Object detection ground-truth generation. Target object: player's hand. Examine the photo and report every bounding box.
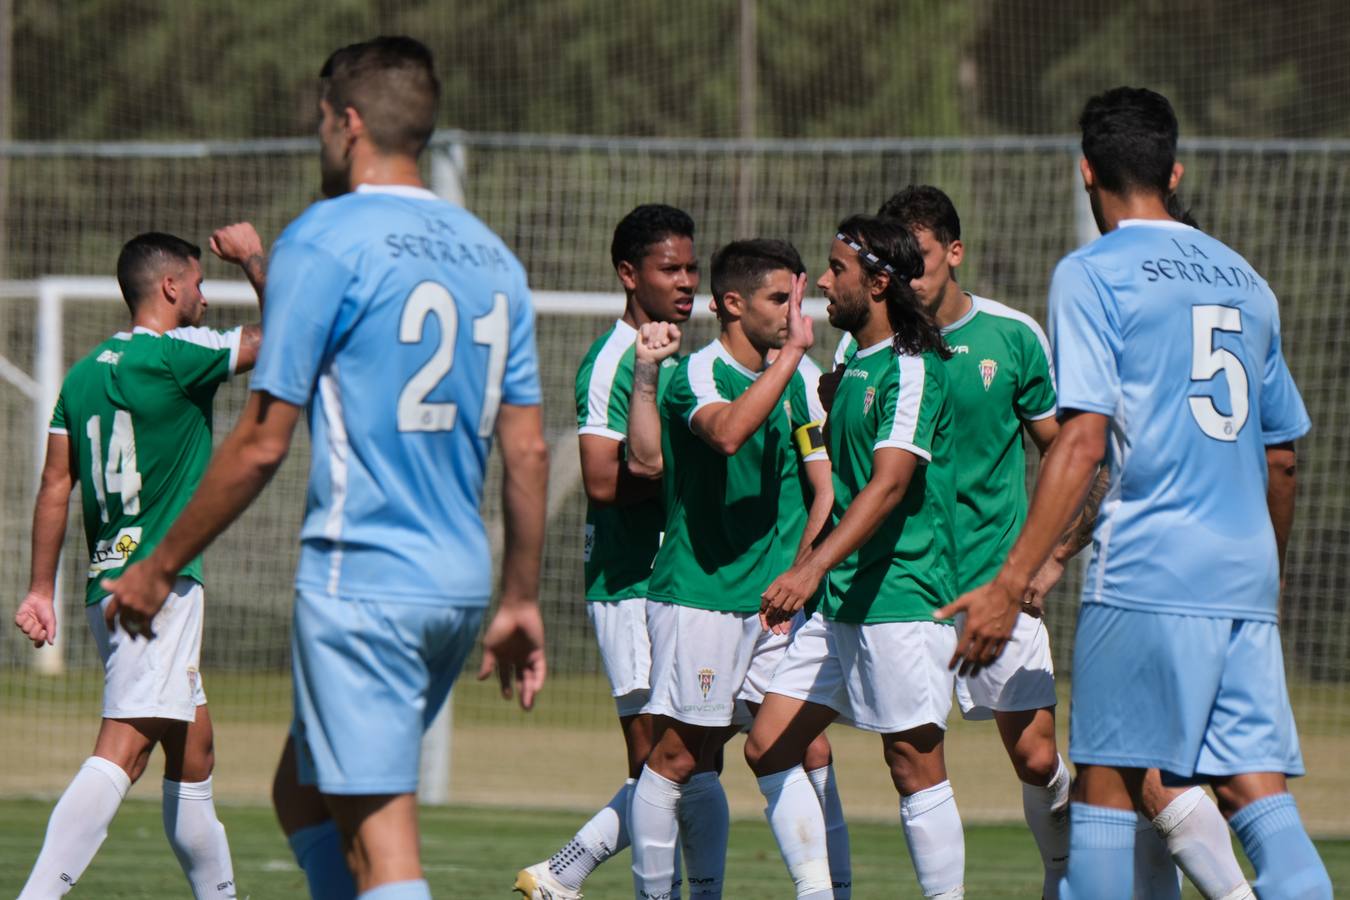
[14,592,57,648]
[1022,554,1065,613]
[817,364,844,413]
[784,273,814,354]
[934,578,1021,676]
[760,561,823,634]
[635,322,682,364]
[100,559,174,640]
[478,600,547,711]
[209,222,264,267]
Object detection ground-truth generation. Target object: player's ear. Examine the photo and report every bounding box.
[1169,162,1184,193]
[721,290,745,318]
[867,270,890,302]
[946,239,964,270]
[343,105,366,141]
[160,271,179,305]
[1079,157,1095,191]
[616,260,639,292]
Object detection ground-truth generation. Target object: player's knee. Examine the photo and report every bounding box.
[1012,741,1059,787]
[802,734,832,772]
[647,737,698,783]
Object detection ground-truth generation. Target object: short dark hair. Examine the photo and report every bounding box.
[836,215,949,359]
[320,36,440,157]
[116,232,201,313]
[877,185,962,245]
[710,239,804,305]
[1079,87,1179,197]
[610,204,695,269]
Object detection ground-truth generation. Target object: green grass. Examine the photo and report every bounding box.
[0,799,1346,898]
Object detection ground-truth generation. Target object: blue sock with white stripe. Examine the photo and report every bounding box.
[1062,803,1135,900]
[287,819,357,900]
[1230,793,1331,900]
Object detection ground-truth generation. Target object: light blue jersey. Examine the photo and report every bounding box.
[1050,219,1309,622]
[253,184,541,607]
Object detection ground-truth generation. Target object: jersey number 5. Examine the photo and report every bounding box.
[86,411,141,522]
[397,282,509,437]
[1189,304,1249,441]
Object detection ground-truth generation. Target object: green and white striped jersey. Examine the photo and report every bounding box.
[50,326,241,605]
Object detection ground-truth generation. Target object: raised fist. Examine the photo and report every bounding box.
[636,321,682,364]
[209,222,264,267]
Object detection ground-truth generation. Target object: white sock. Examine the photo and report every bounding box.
[757,766,832,899]
[18,756,131,899]
[900,780,965,898]
[1133,812,1182,900]
[630,766,683,899]
[806,765,852,899]
[1153,787,1255,900]
[677,772,729,898]
[163,777,237,899]
[1022,754,1070,900]
[548,779,634,891]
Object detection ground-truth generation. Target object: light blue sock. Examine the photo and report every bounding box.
[1062,803,1135,900]
[1230,793,1332,900]
[357,879,431,899]
[287,820,357,900]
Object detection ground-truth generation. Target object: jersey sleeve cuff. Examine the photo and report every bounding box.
[801,449,829,463]
[1055,398,1117,419]
[873,440,932,463]
[1021,404,1058,422]
[686,398,727,427]
[1263,420,1311,445]
[48,427,68,435]
[226,326,243,380]
[249,378,310,407]
[578,425,625,441]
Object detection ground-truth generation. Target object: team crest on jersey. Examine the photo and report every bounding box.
[979,358,998,391]
[862,386,876,414]
[697,667,715,699]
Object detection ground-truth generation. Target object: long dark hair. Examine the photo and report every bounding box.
[836,215,951,360]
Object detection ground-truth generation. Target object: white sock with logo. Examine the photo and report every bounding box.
[163,777,237,899]
[900,780,965,898]
[548,779,634,891]
[631,766,684,899]
[806,764,852,898]
[18,756,131,899]
[757,766,833,899]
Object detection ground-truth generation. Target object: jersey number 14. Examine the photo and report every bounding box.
[86,410,141,522]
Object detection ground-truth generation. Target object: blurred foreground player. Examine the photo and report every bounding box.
[15,225,265,898]
[941,87,1331,900]
[102,37,549,900]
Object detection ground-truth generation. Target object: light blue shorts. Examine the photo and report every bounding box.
[290,589,485,795]
[1069,603,1303,781]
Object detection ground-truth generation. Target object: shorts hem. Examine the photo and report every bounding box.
[959,698,1056,721]
[764,687,847,718]
[644,702,737,728]
[614,690,650,718]
[315,780,420,796]
[103,706,197,723]
[1069,751,1188,773]
[849,715,949,735]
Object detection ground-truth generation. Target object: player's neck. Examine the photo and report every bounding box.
[130,306,179,335]
[933,285,972,329]
[1096,189,1172,233]
[346,152,425,192]
[851,307,894,350]
[719,327,769,373]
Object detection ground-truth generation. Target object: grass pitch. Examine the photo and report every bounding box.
[0,799,1346,898]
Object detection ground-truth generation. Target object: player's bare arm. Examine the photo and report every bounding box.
[579,435,661,507]
[937,410,1108,675]
[101,390,300,635]
[795,458,834,563]
[690,273,811,456]
[625,321,682,477]
[1266,440,1297,593]
[1024,463,1109,610]
[209,222,265,371]
[762,446,917,627]
[14,433,75,648]
[477,403,550,710]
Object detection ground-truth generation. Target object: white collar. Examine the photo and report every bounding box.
[1117,218,1194,231]
[354,183,440,201]
[712,339,761,379]
[941,293,981,334]
[854,337,893,359]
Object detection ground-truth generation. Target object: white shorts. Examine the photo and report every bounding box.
[732,611,808,726]
[87,577,207,722]
[955,611,1057,720]
[587,598,652,717]
[644,600,761,727]
[767,612,956,734]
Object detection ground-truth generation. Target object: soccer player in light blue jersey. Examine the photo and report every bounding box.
[939,87,1331,900]
[103,37,550,900]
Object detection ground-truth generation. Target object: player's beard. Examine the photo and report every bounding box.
[319,145,351,198]
[828,285,870,334]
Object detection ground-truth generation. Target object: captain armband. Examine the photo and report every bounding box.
[794,419,826,458]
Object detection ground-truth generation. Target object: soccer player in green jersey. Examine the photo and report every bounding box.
[745,216,964,899]
[13,225,264,900]
[625,239,834,900]
[516,204,699,900]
